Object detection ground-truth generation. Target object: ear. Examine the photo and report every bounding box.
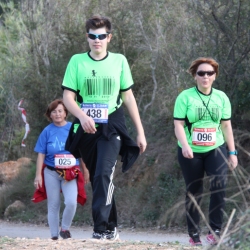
[107,33,112,42]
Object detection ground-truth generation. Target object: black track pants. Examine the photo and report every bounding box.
[91,134,121,232]
[178,145,228,234]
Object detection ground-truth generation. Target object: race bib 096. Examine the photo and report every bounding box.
[192,128,216,146]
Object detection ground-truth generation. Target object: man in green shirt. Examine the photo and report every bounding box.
[62,15,147,240]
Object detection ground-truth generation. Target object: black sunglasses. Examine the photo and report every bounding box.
[196,71,215,77]
[87,33,110,40]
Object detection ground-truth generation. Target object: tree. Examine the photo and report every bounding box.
[189,0,250,124]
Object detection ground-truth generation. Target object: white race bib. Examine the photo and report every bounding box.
[192,128,216,146]
[54,154,76,169]
[80,103,108,123]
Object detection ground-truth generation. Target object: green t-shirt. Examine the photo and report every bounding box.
[62,52,134,115]
[173,86,231,153]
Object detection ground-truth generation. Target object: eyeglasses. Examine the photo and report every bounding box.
[196,71,215,77]
[87,33,110,40]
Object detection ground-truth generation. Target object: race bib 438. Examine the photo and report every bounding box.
[80,103,108,123]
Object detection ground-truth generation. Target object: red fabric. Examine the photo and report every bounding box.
[32,164,87,206]
[65,168,78,180]
[73,166,87,205]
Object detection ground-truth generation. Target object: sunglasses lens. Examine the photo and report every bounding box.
[197,71,215,77]
[197,71,205,77]
[98,34,107,40]
[88,34,96,40]
[207,71,215,76]
[88,33,108,40]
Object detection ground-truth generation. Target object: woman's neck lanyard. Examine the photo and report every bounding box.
[195,87,216,123]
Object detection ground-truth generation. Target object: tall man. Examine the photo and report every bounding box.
[62,15,147,240]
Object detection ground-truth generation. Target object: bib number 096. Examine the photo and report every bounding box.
[197,133,213,141]
[192,128,216,146]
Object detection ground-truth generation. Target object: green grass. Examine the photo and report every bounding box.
[0,237,15,248]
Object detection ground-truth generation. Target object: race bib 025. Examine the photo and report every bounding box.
[54,154,76,169]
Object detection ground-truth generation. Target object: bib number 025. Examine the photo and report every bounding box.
[192,128,216,146]
[54,154,76,169]
[81,103,108,123]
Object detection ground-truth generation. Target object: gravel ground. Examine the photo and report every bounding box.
[0,220,209,249]
[0,237,203,250]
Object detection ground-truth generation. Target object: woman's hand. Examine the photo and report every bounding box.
[34,153,45,189]
[182,145,194,159]
[228,155,238,170]
[83,167,90,184]
[79,158,90,184]
[174,120,193,158]
[34,174,42,189]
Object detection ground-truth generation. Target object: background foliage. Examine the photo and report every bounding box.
[0,0,250,248]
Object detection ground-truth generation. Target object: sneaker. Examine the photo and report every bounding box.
[51,236,58,240]
[59,229,71,239]
[189,232,202,246]
[206,229,220,245]
[92,230,106,240]
[105,227,119,240]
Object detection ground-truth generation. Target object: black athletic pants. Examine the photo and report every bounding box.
[178,145,228,235]
[90,134,121,232]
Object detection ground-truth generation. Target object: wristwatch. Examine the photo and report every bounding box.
[228,150,238,155]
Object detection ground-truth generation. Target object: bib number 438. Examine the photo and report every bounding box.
[81,103,108,123]
[86,109,102,119]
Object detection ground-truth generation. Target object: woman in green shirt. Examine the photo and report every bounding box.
[173,57,238,246]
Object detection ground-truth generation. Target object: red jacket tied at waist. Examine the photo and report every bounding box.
[32,164,87,206]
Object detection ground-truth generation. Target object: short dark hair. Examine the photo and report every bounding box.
[44,99,68,122]
[85,15,112,33]
[188,57,219,77]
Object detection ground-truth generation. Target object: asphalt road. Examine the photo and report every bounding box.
[0,220,211,246]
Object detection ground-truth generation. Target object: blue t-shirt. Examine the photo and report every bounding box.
[34,122,79,167]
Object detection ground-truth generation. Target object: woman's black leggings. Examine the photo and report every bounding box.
[178,144,228,235]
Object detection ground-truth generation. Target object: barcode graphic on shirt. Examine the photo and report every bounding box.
[86,78,114,96]
[211,108,219,120]
[197,107,204,120]
[196,107,219,121]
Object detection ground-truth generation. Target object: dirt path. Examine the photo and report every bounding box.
[0,220,208,249]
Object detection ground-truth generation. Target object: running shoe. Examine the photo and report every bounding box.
[59,229,71,239]
[189,232,202,246]
[105,227,119,240]
[92,230,106,240]
[206,229,220,245]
